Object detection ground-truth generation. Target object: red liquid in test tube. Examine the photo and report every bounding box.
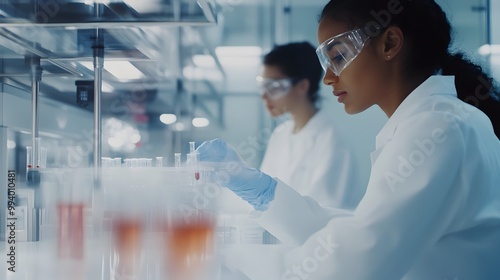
[57,203,85,259]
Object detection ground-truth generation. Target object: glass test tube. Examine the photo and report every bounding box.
[193,153,200,181]
[58,202,85,259]
[26,146,33,169]
[156,157,163,167]
[189,141,195,154]
[175,153,181,168]
[114,158,122,167]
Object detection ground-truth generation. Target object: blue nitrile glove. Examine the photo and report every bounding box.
[196,138,277,211]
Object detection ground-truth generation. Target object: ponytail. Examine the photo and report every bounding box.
[441,53,500,139]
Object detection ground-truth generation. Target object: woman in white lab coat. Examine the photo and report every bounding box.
[259,42,365,209]
[197,0,500,279]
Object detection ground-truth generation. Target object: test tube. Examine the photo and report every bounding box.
[111,218,144,279]
[114,157,122,167]
[156,157,163,167]
[146,158,153,167]
[194,153,200,181]
[174,153,181,168]
[189,141,195,154]
[26,146,33,169]
[58,202,85,259]
[102,157,111,167]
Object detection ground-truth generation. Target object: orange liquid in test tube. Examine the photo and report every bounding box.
[57,203,85,259]
[165,219,215,280]
[112,219,144,278]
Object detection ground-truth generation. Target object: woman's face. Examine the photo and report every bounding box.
[260,65,303,117]
[317,18,388,114]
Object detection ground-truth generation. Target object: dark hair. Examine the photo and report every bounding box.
[263,42,324,103]
[320,0,500,138]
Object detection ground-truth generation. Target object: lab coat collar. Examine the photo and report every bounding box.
[375,75,457,149]
[290,108,326,139]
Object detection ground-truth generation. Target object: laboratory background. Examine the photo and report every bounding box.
[0,0,499,279]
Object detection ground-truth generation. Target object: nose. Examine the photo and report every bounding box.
[322,69,339,86]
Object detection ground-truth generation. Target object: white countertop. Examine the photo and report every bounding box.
[1,240,288,280]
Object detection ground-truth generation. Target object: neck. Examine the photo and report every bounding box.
[291,102,318,133]
[379,73,430,118]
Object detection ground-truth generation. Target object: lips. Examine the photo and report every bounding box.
[333,90,347,97]
[333,90,347,103]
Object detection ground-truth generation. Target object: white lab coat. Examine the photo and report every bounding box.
[255,76,500,279]
[260,108,366,210]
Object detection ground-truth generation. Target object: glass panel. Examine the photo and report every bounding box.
[0,0,216,26]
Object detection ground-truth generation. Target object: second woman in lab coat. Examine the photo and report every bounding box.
[259,42,366,209]
[197,0,500,279]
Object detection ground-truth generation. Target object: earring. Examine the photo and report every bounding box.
[387,55,391,60]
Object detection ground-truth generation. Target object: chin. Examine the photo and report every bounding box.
[268,108,285,117]
[343,104,369,115]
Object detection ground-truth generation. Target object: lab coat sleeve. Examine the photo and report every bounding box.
[260,112,467,280]
[254,179,353,245]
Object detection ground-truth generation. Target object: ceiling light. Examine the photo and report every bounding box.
[108,137,124,149]
[174,122,186,131]
[478,44,500,56]
[193,55,216,68]
[81,61,145,80]
[192,117,210,128]
[123,0,159,13]
[160,114,177,125]
[183,66,223,81]
[215,46,262,57]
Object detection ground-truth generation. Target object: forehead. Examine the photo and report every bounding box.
[261,64,287,79]
[317,18,353,44]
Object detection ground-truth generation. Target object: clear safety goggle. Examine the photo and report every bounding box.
[316,27,374,76]
[256,76,296,100]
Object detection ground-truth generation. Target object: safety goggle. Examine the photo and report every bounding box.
[316,28,373,76]
[256,76,296,100]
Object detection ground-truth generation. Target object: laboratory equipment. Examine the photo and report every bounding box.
[197,138,277,211]
[175,153,181,168]
[57,202,85,259]
[188,141,201,181]
[26,137,45,186]
[54,169,93,260]
[156,157,164,167]
[163,180,218,280]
